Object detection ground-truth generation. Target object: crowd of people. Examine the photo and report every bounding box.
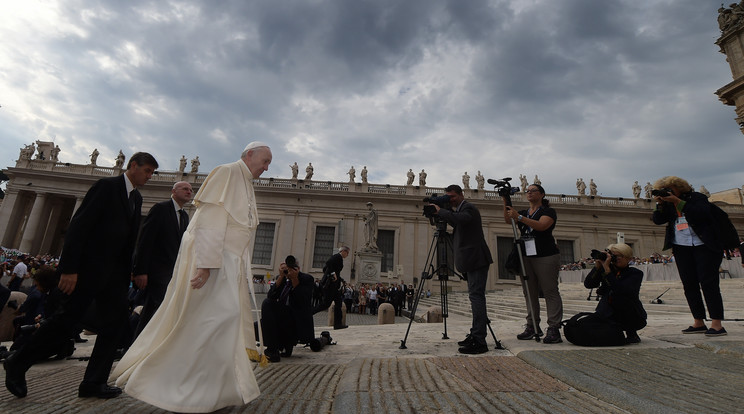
[560,253,676,271]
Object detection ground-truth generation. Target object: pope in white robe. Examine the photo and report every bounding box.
[112,142,273,413]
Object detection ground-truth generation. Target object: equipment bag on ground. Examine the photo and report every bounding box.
[561,312,626,346]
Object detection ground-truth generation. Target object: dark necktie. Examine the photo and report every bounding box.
[129,190,136,214]
[178,209,188,234]
[280,281,292,305]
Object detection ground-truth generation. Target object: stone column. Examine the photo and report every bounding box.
[19,193,47,253]
[0,190,20,246]
[39,199,63,255]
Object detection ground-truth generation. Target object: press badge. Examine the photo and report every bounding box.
[675,216,689,231]
[523,237,537,256]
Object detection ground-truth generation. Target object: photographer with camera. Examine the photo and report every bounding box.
[503,183,564,344]
[652,176,727,336]
[431,184,493,354]
[312,246,350,330]
[584,244,647,344]
[261,256,314,362]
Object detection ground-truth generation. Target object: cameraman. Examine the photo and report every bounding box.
[584,244,647,344]
[432,184,493,354]
[261,256,314,362]
[652,176,726,336]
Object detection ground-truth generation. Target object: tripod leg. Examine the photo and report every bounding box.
[511,219,542,342]
[485,318,503,350]
[440,278,448,339]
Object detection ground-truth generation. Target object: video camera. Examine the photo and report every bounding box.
[487,177,520,206]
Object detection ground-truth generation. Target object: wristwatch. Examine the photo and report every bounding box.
[517,214,523,221]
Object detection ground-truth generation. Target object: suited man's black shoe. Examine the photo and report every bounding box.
[458,342,488,355]
[334,325,348,330]
[4,352,27,398]
[457,334,473,346]
[78,382,122,399]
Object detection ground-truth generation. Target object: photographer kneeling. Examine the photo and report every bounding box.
[261,256,314,362]
[583,244,647,344]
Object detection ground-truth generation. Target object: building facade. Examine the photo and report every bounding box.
[2,150,743,293]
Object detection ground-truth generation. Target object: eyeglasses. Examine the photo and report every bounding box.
[525,189,541,193]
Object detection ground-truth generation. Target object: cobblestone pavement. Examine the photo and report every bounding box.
[1,280,743,413]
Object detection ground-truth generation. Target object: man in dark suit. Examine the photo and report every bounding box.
[4,152,158,399]
[260,255,314,362]
[312,246,350,329]
[433,184,493,354]
[132,181,193,338]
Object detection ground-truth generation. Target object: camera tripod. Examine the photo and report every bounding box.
[399,218,502,350]
[489,177,542,342]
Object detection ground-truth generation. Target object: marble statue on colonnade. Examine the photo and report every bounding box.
[475,171,484,190]
[115,150,125,168]
[290,162,299,179]
[589,179,597,196]
[632,181,642,199]
[361,166,368,183]
[462,171,470,189]
[576,178,586,195]
[519,174,528,192]
[419,169,427,186]
[348,166,356,182]
[90,149,99,165]
[190,156,200,173]
[305,163,314,180]
[406,169,414,186]
[644,182,653,199]
[179,155,187,172]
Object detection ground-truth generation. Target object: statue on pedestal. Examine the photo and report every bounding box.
[361,166,368,183]
[406,169,414,185]
[50,145,61,162]
[462,171,470,189]
[519,174,528,192]
[589,179,597,196]
[576,178,586,195]
[305,163,314,180]
[475,171,485,190]
[348,166,356,182]
[290,162,299,179]
[190,156,200,173]
[179,155,187,172]
[115,150,125,168]
[419,169,427,186]
[632,181,641,198]
[644,182,653,199]
[533,175,541,186]
[363,202,378,251]
[90,148,99,165]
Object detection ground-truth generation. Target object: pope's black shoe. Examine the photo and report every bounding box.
[458,341,488,355]
[78,382,122,399]
[4,351,27,398]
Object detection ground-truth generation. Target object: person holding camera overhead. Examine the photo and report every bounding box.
[503,183,563,344]
[652,176,727,336]
[584,244,647,344]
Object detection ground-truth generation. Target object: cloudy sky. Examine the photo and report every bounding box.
[0,0,740,197]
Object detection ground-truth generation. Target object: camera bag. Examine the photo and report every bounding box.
[561,312,626,347]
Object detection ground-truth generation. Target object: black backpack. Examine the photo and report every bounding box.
[709,203,741,250]
[561,312,626,347]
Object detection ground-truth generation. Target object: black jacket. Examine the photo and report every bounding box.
[652,191,721,252]
[266,271,315,344]
[437,200,493,273]
[584,265,647,331]
[132,199,188,285]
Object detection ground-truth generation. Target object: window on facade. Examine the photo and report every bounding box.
[312,226,336,268]
[556,239,575,265]
[378,229,395,272]
[252,222,276,266]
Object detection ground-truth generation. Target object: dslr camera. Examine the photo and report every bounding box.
[651,188,672,197]
[590,249,616,264]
